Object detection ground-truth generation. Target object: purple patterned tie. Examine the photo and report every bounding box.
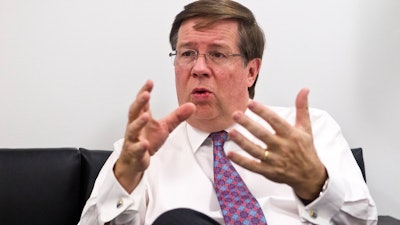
[211,131,267,225]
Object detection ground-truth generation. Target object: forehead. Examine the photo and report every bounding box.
[177,18,240,50]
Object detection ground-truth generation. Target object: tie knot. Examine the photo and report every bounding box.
[210,131,228,147]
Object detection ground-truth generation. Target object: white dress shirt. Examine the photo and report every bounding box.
[78,106,378,225]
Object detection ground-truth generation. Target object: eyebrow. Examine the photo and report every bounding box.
[176,42,233,51]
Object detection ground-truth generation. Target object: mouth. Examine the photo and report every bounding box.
[191,88,212,95]
[191,87,213,101]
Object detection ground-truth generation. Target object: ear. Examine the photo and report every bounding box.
[246,58,262,87]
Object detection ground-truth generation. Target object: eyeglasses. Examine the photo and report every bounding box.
[169,49,242,66]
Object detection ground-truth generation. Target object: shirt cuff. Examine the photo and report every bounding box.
[97,163,147,223]
[297,171,345,224]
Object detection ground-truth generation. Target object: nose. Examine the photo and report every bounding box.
[192,53,210,65]
[191,54,210,78]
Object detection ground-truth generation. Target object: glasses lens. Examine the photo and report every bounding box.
[209,51,228,65]
[178,50,196,65]
[171,49,241,66]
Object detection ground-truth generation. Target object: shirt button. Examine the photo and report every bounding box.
[116,198,123,208]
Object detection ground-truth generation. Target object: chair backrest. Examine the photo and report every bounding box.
[80,148,112,208]
[351,148,366,182]
[0,147,366,225]
[0,148,82,225]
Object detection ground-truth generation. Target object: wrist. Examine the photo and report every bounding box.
[297,168,329,204]
[299,176,329,205]
[114,159,143,193]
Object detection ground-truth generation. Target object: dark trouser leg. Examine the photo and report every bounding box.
[152,208,220,225]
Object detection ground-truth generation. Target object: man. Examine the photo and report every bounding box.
[79,0,377,224]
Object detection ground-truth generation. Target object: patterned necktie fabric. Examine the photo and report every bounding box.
[210,131,267,225]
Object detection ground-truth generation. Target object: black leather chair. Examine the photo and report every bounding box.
[80,148,112,208]
[351,147,366,182]
[0,148,111,225]
[350,148,400,225]
[0,147,398,225]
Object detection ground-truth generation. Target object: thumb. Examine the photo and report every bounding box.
[295,88,312,133]
[164,102,196,133]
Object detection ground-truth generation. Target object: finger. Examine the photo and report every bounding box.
[122,138,150,161]
[295,88,312,134]
[232,110,278,145]
[246,100,293,137]
[163,102,196,133]
[128,80,154,123]
[125,112,150,142]
[228,129,266,160]
[227,151,271,175]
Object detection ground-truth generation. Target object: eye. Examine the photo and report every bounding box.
[180,50,196,57]
[210,51,227,59]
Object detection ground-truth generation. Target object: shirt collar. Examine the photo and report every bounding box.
[185,108,255,154]
[186,123,210,154]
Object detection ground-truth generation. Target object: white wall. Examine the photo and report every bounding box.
[1,0,399,218]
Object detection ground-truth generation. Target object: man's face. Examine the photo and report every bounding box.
[174,18,260,132]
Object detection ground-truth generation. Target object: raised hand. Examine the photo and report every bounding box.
[114,80,196,193]
[228,88,327,201]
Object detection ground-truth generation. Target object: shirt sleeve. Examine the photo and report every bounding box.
[78,139,147,225]
[296,109,378,224]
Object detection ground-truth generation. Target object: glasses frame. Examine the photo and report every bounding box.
[169,49,242,66]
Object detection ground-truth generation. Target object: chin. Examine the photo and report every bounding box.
[192,105,216,118]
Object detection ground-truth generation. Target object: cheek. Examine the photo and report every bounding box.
[174,68,189,103]
[220,68,249,90]
[174,67,184,87]
[224,69,251,98]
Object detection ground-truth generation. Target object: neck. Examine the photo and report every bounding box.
[187,117,235,133]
